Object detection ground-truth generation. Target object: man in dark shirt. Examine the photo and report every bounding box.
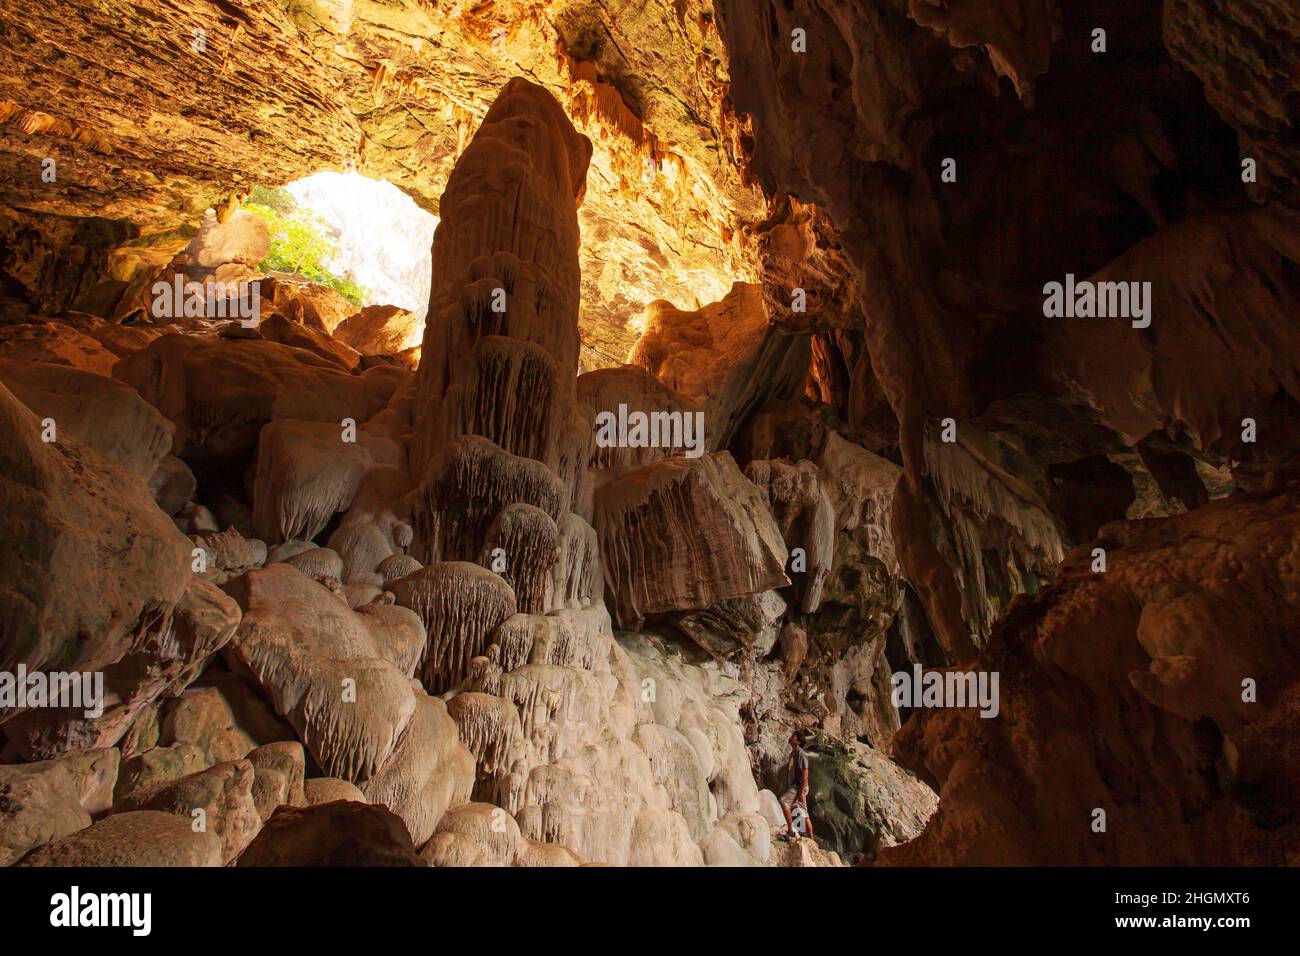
[778,730,814,842]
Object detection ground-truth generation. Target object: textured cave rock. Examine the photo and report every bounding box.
[0,749,119,866]
[0,359,173,478]
[630,281,810,450]
[255,313,363,372]
[712,0,1300,662]
[594,452,789,630]
[409,435,568,566]
[222,564,474,844]
[325,466,416,587]
[423,802,524,867]
[3,576,241,762]
[389,561,518,695]
[880,490,1300,865]
[1048,202,1300,469]
[333,304,422,356]
[114,334,407,470]
[259,277,357,336]
[745,458,836,613]
[251,418,405,546]
[236,801,425,867]
[478,503,562,615]
[111,759,262,864]
[17,810,223,867]
[2,0,1294,875]
[0,381,193,716]
[411,77,590,481]
[577,364,704,474]
[245,742,308,822]
[0,0,765,346]
[801,734,937,865]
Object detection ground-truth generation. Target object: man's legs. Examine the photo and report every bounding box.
[779,789,796,839]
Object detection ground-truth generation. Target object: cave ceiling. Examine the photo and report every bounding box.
[0,0,768,366]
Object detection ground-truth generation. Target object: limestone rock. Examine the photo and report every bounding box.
[390,562,517,695]
[246,742,308,820]
[261,276,357,335]
[412,78,590,480]
[630,281,809,449]
[113,759,263,864]
[183,208,269,269]
[594,452,789,628]
[478,504,560,615]
[113,334,405,464]
[803,735,937,865]
[423,803,521,867]
[409,435,567,566]
[333,304,421,355]
[17,810,223,867]
[257,313,362,371]
[0,359,172,477]
[236,801,424,867]
[0,382,192,707]
[880,490,1300,865]
[745,459,835,613]
[252,419,404,545]
[223,564,473,843]
[304,777,367,806]
[0,748,119,866]
[3,568,237,761]
[150,454,197,516]
[578,365,703,473]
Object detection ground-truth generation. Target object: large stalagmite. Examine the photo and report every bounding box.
[411,76,591,481]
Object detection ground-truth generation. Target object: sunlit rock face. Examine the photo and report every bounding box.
[0,0,763,362]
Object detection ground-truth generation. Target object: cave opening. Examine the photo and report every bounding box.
[245,170,439,332]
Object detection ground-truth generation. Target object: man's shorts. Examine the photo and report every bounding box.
[780,788,806,809]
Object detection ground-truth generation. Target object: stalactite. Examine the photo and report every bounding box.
[550,512,602,611]
[745,458,835,613]
[594,452,789,628]
[409,435,567,564]
[479,503,560,615]
[389,562,517,695]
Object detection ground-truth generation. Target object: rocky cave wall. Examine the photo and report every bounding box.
[0,0,1297,868]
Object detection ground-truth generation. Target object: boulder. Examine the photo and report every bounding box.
[113,334,405,463]
[304,777,367,805]
[251,418,404,545]
[236,801,424,866]
[0,359,172,477]
[333,304,421,355]
[0,383,192,710]
[223,564,474,843]
[113,759,263,864]
[594,452,789,627]
[17,810,223,867]
[0,748,119,865]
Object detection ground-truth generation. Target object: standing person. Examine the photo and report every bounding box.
[779,730,814,842]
